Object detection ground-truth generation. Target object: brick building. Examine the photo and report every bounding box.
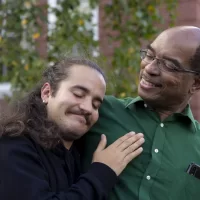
[99,0,200,121]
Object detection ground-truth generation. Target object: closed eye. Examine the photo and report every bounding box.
[164,61,180,71]
[146,54,155,60]
[73,93,84,98]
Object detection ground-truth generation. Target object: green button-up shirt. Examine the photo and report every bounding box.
[82,96,200,200]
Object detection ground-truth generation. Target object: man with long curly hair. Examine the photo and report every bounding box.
[0,57,144,200]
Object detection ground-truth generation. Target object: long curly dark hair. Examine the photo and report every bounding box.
[0,57,105,149]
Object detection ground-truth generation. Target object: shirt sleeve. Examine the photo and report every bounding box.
[0,137,117,200]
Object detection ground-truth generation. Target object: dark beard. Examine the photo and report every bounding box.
[47,120,83,143]
[26,112,83,149]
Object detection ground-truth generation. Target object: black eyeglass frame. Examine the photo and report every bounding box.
[140,49,200,75]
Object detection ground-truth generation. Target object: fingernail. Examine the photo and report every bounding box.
[129,131,135,135]
[139,147,143,151]
[140,138,145,142]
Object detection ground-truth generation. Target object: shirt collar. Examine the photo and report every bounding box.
[125,96,197,132]
[125,96,144,108]
[179,104,197,132]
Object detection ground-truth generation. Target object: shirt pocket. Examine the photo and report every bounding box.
[169,171,200,200]
[184,172,200,199]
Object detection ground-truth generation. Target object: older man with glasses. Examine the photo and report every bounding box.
[82,26,200,200]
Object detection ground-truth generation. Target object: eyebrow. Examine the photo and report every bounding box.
[146,44,182,68]
[146,44,155,53]
[71,85,103,104]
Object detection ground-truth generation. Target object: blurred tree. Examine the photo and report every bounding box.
[0,0,48,94]
[0,0,97,96]
[0,0,177,97]
[99,0,177,97]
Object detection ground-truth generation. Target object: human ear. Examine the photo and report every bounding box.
[190,76,200,94]
[41,82,52,104]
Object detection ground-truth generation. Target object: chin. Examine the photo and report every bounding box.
[138,86,156,100]
[70,126,88,136]
[138,86,148,99]
[61,131,85,141]
[58,122,87,140]
[74,128,88,137]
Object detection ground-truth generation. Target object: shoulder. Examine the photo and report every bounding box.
[90,96,136,131]
[98,95,137,119]
[0,136,40,163]
[100,95,134,111]
[0,135,36,150]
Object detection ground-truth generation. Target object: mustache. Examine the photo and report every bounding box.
[141,72,162,87]
[141,73,151,81]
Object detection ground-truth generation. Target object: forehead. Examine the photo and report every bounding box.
[61,64,106,94]
[150,29,200,64]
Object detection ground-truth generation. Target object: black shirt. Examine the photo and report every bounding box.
[0,136,117,200]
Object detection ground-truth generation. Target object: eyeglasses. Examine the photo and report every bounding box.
[140,49,200,75]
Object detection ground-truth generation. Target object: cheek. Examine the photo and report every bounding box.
[52,101,67,112]
[168,79,180,88]
[139,68,144,79]
[162,74,182,89]
[59,94,77,109]
[90,112,99,125]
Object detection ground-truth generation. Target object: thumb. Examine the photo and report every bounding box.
[95,134,107,152]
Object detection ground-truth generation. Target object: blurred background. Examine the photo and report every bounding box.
[1,0,200,121]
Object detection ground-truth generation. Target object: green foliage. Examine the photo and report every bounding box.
[0,0,177,97]
[0,0,98,94]
[101,0,177,97]
[0,0,47,92]
[48,0,98,60]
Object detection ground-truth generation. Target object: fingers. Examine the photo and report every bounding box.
[118,133,144,152]
[124,147,143,163]
[123,136,145,155]
[95,134,107,152]
[112,132,136,147]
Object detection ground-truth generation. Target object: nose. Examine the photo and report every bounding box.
[79,99,93,115]
[144,59,160,76]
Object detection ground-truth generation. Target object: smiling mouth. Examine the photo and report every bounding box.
[140,78,162,88]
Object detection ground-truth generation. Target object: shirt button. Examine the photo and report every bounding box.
[144,103,147,108]
[146,175,151,180]
[160,123,164,127]
[154,149,159,153]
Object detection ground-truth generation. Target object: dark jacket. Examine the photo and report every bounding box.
[0,136,117,200]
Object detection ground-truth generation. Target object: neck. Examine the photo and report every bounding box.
[147,101,189,121]
[62,140,73,150]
